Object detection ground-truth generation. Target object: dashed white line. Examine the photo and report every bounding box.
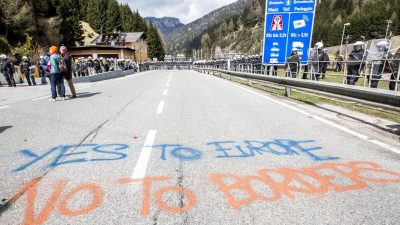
[32,96,50,101]
[163,89,168,96]
[0,105,10,109]
[226,81,400,155]
[76,85,92,90]
[131,130,157,179]
[156,101,165,114]
[166,83,170,87]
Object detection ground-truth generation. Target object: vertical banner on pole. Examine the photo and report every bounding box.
[263,0,317,65]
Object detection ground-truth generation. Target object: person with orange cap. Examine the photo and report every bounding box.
[48,46,66,101]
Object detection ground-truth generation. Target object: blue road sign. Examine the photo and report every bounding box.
[262,0,317,65]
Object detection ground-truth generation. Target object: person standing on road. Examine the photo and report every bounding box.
[60,46,77,98]
[20,56,36,86]
[47,46,66,101]
[346,41,365,85]
[0,54,17,87]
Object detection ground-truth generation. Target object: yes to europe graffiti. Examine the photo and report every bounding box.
[13,139,339,173]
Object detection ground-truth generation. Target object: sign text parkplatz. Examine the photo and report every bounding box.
[263,0,317,65]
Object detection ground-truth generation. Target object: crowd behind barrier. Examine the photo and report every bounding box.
[0,56,139,86]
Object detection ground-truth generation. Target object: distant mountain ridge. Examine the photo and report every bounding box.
[144,17,184,39]
[166,0,253,55]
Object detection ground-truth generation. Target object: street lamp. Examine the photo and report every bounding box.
[385,20,392,40]
[340,23,351,56]
[361,36,365,42]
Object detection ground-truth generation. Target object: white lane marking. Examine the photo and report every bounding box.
[0,105,10,109]
[166,83,170,87]
[227,81,400,154]
[156,101,165,114]
[132,130,157,179]
[31,85,92,101]
[76,85,92,90]
[163,89,168,96]
[32,96,50,101]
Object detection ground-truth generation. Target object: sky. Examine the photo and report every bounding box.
[118,0,238,24]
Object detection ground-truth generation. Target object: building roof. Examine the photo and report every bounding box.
[69,45,138,53]
[90,32,146,45]
[125,32,146,42]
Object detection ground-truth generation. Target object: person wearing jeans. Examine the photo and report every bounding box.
[48,46,65,101]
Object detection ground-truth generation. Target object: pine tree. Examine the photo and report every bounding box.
[120,4,135,32]
[57,0,84,46]
[132,11,148,32]
[86,0,107,33]
[147,23,165,60]
[105,0,121,32]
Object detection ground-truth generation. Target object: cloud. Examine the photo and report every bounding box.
[119,0,238,24]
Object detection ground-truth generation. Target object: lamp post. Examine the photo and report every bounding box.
[361,36,365,42]
[385,20,392,40]
[340,23,350,56]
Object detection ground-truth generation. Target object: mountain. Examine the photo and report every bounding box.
[144,17,184,38]
[166,0,253,55]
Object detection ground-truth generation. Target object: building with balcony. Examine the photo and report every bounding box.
[68,32,149,62]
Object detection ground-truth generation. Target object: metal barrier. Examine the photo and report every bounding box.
[195,67,400,108]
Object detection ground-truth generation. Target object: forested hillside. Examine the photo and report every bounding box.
[0,0,165,61]
[181,0,400,59]
[165,0,253,56]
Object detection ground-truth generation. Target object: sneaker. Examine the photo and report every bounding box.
[61,97,66,101]
[49,98,56,102]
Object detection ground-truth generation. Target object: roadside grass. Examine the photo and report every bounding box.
[220,74,400,123]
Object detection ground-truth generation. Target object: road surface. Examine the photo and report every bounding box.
[0,70,399,225]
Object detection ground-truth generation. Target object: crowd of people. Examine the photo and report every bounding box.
[192,41,400,91]
[1,41,400,92]
[0,45,138,101]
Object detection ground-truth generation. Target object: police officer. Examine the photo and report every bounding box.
[319,48,330,79]
[369,40,391,88]
[20,56,36,86]
[94,58,101,73]
[0,54,17,87]
[389,48,400,91]
[87,56,94,75]
[347,41,365,85]
[311,42,323,81]
[335,53,344,72]
[286,48,301,78]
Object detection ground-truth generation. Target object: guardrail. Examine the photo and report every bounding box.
[196,68,400,108]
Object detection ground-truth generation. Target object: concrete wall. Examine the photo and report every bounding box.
[73,69,136,83]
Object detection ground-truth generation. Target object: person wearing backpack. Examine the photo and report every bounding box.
[47,46,66,101]
[60,46,77,98]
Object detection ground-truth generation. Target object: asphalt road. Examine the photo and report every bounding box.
[0,70,399,225]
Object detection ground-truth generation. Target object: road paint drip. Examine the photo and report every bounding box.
[10,161,400,224]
